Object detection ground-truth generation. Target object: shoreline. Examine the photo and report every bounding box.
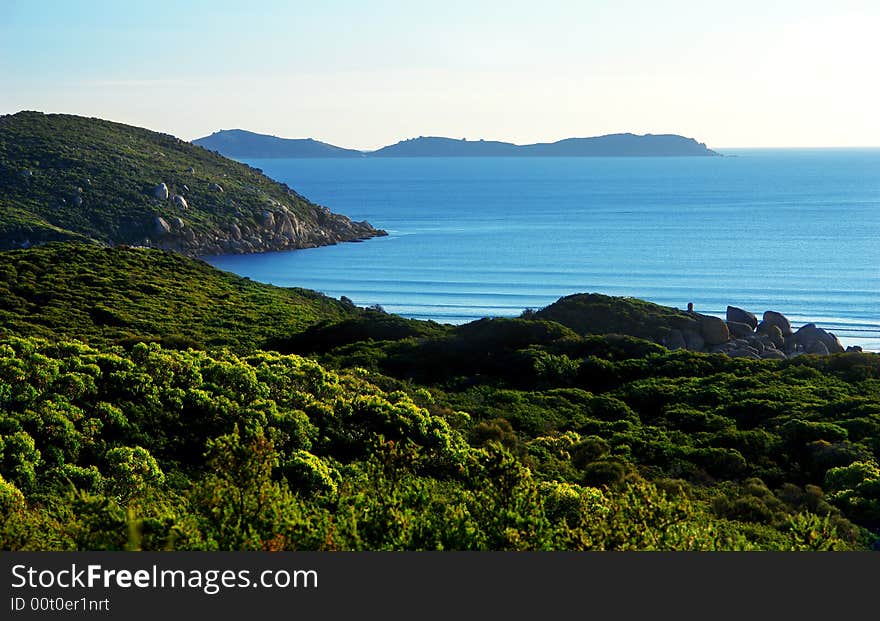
[203,249,880,353]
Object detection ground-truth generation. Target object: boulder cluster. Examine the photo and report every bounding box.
[664,305,859,359]
[147,176,383,256]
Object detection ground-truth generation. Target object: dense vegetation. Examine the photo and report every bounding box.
[3,335,871,551]
[533,293,695,341]
[0,111,381,254]
[0,244,358,350]
[1,245,878,550]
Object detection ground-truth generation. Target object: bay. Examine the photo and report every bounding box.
[204,150,880,349]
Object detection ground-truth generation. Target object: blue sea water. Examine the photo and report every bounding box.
[204,150,880,350]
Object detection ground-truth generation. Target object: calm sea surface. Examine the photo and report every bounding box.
[204,150,880,349]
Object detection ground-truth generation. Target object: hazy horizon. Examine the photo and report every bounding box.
[2,1,878,150]
[195,127,880,151]
[5,110,880,151]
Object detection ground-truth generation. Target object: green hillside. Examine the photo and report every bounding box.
[0,111,384,255]
[3,335,870,551]
[0,243,358,350]
[1,244,879,551]
[533,293,696,340]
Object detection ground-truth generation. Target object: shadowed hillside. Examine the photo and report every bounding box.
[0,243,359,350]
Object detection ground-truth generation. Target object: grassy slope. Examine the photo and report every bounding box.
[0,243,358,349]
[0,111,378,251]
[0,245,878,549]
[8,335,846,552]
[534,292,697,341]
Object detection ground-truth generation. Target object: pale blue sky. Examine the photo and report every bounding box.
[2,0,878,148]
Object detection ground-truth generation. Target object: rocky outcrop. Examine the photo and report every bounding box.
[700,315,730,345]
[762,311,793,337]
[683,329,704,351]
[669,306,848,359]
[729,348,760,359]
[726,320,754,339]
[153,216,171,235]
[534,293,862,361]
[146,201,385,256]
[806,341,830,355]
[727,306,757,329]
[0,111,388,256]
[761,324,785,349]
[137,174,385,255]
[791,323,843,353]
[259,210,275,229]
[665,329,687,350]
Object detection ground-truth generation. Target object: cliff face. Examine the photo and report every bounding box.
[0,112,385,256]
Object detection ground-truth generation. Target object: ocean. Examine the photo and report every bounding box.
[203,150,880,350]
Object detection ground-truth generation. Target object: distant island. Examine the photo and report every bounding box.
[191,129,366,159]
[193,130,720,158]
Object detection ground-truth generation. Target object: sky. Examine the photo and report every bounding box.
[1,0,879,149]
